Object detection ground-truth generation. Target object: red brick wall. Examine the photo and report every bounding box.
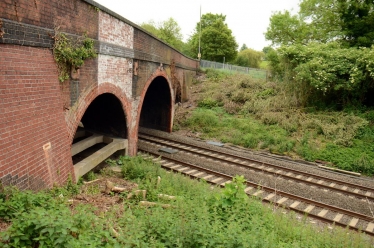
[1,0,98,38]
[0,44,73,190]
[132,28,198,98]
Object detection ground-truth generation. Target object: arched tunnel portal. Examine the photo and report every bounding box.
[139,76,172,132]
[71,93,128,181]
[80,93,127,138]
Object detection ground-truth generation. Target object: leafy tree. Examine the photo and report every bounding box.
[266,0,374,48]
[158,18,184,50]
[188,13,238,61]
[140,20,160,37]
[235,49,263,68]
[265,10,312,46]
[240,44,248,51]
[262,46,274,60]
[299,0,343,42]
[140,18,184,50]
[338,0,374,47]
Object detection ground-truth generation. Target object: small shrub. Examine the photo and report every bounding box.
[85,171,97,181]
[120,156,161,180]
[197,97,220,108]
[353,153,374,175]
[0,189,54,221]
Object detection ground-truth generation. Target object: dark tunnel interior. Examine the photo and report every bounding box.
[80,93,127,138]
[140,76,172,131]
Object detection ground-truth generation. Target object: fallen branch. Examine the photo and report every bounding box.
[105,180,128,194]
[83,178,101,185]
[127,190,146,199]
[139,201,171,209]
[110,227,120,238]
[158,194,176,200]
[156,176,161,188]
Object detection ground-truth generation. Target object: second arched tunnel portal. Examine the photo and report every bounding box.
[139,76,173,132]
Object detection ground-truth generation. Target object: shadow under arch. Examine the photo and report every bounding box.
[66,83,131,145]
[81,93,127,138]
[138,72,174,132]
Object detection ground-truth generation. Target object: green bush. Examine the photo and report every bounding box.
[197,97,220,108]
[0,189,54,221]
[1,204,115,247]
[269,43,374,107]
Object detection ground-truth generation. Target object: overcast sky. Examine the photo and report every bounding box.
[94,0,300,51]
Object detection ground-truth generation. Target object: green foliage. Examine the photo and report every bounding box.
[120,155,162,181]
[265,10,312,46]
[270,42,374,106]
[1,156,372,247]
[182,70,374,175]
[187,13,238,61]
[85,171,97,181]
[234,48,263,68]
[211,175,247,211]
[0,188,54,221]
[338,0,374,48]
[49,175,81,198]
[197,97,220,108]
[52,32,96,82]
[140,18,184,51]
[239,43,248,51]
[1,204,115,247]
[266,0,374,48]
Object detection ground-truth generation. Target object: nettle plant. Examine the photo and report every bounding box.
[52,31,97,82]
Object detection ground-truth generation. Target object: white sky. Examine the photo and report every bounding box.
[94,0,300,51]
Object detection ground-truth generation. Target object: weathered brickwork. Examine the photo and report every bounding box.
[0,44,73,190]
[0,0,198,190]
[98,55,133,98]
[0,0,98,38]
[99,11,133,48]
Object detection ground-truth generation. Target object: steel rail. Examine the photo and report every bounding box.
[139,133,374,200]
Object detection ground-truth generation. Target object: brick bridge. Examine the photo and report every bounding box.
[0,0,199,190]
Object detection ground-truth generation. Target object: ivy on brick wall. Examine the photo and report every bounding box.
[52,31,97,82]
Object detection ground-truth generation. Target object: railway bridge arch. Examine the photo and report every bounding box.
[0,0,198,189]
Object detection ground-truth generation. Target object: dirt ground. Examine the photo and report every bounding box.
[68,173,138,214]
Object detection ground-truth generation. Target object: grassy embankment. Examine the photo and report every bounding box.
[1,156,372,247]
[176,69,374,175]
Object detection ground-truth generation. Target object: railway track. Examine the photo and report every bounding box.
[139,133,374,202]
[138,132,374,236]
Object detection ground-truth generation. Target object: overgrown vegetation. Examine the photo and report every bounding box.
[179,69,374,175]
[52,30,97,82]
[1,156,372,247]
[268,42,374,106]
[265,0,374,107]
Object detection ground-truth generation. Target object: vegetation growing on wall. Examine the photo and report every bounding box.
[52,30,97,82]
